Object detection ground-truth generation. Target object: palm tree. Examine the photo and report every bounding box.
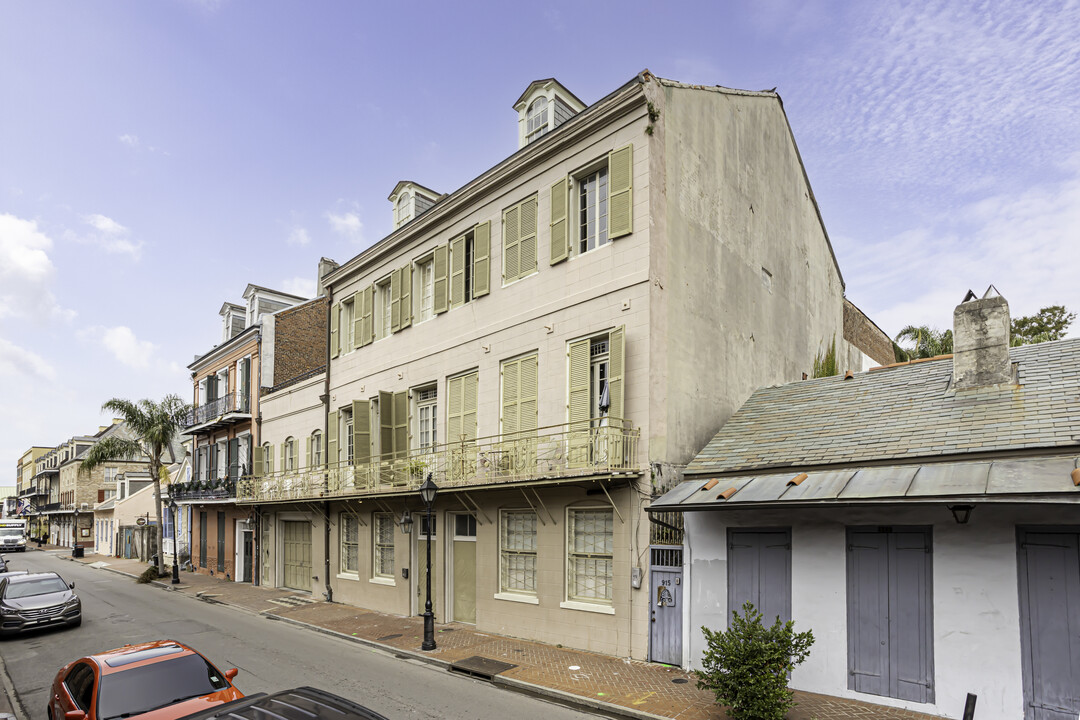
[894,325,954,360]
[79,395,190,574]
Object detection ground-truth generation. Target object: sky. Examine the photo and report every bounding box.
[2,0,1079,474]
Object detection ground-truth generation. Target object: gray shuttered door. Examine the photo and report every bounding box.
[728,529,791,627]
[1018,530,1080,720]
[847,527,934,704]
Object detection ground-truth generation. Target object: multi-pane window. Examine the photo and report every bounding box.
[262,443,273,474]
[377,279,392,340]
[396,193,412,227]
[311,431,322,468]
[500,511,537,595]
[284,437,295,471]
[578,167,609,254]
[103,467,118,483]
[418,259,435,322]
[373,513,394,578]
[341,514,359,575]
[341,299,355,351]
[526,97,549,143]
[567,509,614,604]
[216,440,227,478]
[344,409,355,464]
[416,387,437,451]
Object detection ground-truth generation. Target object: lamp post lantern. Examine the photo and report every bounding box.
[169,497,181,584]
[419,473,438,651]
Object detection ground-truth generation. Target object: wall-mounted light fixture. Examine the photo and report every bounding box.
[948,504,975,524]
[398,510,413,535]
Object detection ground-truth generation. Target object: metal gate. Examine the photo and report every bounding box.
[649,545,683,665]
[216,511,226,573]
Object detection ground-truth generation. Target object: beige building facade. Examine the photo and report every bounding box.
[245,71,865,660]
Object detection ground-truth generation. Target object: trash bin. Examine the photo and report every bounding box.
[72,546,84,558]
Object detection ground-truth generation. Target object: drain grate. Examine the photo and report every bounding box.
[376,633,403,642]
[672,678,689,684]
[267,595,316,608]
[449,656,517,681]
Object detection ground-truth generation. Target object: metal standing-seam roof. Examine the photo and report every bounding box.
[686,338,1080,476]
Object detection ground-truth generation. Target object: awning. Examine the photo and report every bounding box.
[649,455,1080,512]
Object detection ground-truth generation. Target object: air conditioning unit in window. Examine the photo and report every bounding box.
[80,503,89,511]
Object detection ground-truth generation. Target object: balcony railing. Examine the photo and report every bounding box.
[184,392,251,428]
[238,419,641,503]
[39,502,62,512]
[170,477,238,501]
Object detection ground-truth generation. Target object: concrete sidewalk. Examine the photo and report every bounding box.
[57,551,944,720]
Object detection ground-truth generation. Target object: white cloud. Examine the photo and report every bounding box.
[92,326,158,370]
[0,213,67,321]
[76,213,143,258]
[118,134,140,148]
[843,156,1080,338]
[281,276,316,299]
[0,338,56,381]
[325,211,364,244]
[287,226,312,246]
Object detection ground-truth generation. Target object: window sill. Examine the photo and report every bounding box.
[336,572,359,582]
[560,600,615,615]
[494,592,539,605]
[370,576,396,587]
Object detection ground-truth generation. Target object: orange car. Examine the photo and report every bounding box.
[49,640,243,720]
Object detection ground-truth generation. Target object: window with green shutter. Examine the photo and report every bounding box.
[359,285,374,347]
[448,222,490,309]
[352,399,370,464]
[327,411,338,466]
[501,354,538,436]
[433,244,449,315]
[502,196,538,283]
[566,327,626,467]
[330,303,340,359]
[446,371,478,444]
[550,176,569,265]
[608,144,633,239]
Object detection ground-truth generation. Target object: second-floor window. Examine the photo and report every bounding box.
[417,258,435,322]
[284,437,295,471]
[344,409,355,464]
[310,431,322,468]
[415,386,437,451]
[376,278,392,340]
[503,196,538,284]
[341,298,355,351]
[577,166,609,255]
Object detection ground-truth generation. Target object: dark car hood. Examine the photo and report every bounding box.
[3,590,74,610]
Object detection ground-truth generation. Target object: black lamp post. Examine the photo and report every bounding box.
[169,498,181,584]
[419,473,438,651]
[71,507,80,557]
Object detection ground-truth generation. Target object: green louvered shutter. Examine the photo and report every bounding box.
[472,222,490,297]
[327,411,338,466]
[462,372,478,441]
[609,144,633,239]
[265,444,274,474]
[519,354,538,433]
[399,262,412,329]
[390,267,402,333]
[447,375,464,444]
[608,326,625,421]
[568,339,591,425]
[303,434,309,468]
[520,196,537,277]
[503,204,520,283]
[379,391,393,460]
[353,399,370,463]
[450,234,466,308]
[360,285,374,346]
[393,391,408,459]
[501,359,519,436]
[550,177,569,265]
[348,292,360,350]
[330,302,340,359]
[280,443,286,472]
[433,244,449,314]
[252,445,265,478]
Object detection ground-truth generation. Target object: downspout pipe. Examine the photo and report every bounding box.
[323,286,334,603]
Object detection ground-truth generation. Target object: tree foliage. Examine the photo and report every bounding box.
[79,395,190,573]
[894,325,953,359]
[1011,305,1075,346]
[696,602,815,720]
[812,336,839,378]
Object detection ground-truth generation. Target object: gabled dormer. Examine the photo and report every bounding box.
[388,181,441,230]
[241,285,308,327]
[514,78,586,149]
[220,302,246,342]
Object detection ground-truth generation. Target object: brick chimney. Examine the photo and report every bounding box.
[953,285,1012,389]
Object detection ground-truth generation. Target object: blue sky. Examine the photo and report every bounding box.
[2,0,1079,472]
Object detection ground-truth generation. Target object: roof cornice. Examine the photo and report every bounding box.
[188,326,259,372]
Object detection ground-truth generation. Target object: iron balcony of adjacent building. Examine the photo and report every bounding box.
[181,392,252,434]
[170,476,238,501]
[237,418,642,503]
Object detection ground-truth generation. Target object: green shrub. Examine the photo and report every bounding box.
[136,565,159,584]
[696,602,814,720]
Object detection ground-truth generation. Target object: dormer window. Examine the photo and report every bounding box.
[514,78,586,149]
[389,182,441,230]
[396,193,413,227]
[526,97,549,143]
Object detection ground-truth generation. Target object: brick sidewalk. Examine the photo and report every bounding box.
[59,551,944,720]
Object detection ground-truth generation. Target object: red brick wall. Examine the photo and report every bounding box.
[271,297,327,392]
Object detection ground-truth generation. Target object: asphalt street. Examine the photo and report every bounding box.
[0,551,596,720]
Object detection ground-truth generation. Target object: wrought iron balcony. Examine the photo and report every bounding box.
[182,392,251,431]
[170,477,238,501]
[39,502,63,513]
[237,419,641,503]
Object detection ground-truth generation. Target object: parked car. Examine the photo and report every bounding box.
[0,570,28,581]
[0,571,81,637]
[49,640,243,720]
[0,554,8,572]
[176,687,387,720]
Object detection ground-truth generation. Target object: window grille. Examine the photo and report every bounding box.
[341,515,359,574]
[373,513,394,578]
[568,509,613,603]
[500,511,537,594]
[649,511,684,545]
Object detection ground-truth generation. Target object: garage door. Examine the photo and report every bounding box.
[1018,529,1080,720]
[282,520,311,592]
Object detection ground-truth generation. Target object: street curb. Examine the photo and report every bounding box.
[58,554,671,720]
[0,646,30,720]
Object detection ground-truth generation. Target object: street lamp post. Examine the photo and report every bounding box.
[168,498,181,584]
[419,474,438,651]
[71,507,80,558]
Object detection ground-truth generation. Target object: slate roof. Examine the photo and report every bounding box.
[687,337,1080,476]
